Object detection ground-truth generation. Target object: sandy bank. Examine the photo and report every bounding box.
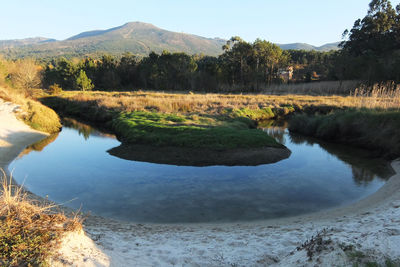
[2,98,400,266]
[0,99,109,266]
[0,99,49,170]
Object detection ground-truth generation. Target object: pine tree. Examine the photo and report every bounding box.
[76,70,94,91]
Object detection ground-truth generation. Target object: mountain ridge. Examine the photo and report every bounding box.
[0,22,340,58]
[277,42,340,52]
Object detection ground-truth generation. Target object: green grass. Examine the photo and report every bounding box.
[289,109,400,158]
[112,111,281,149]
[229,107,276,120]
[228,106,295,121]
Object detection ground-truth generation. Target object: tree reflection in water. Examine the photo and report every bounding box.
[259,120,394,185]
[18,133,59,158]
[61,118,115,140]
[258,120,288,145]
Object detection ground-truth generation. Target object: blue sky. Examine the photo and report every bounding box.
[1,0,400,46]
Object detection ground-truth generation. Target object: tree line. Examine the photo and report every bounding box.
[40,42,345,92]
[40,38,289,92]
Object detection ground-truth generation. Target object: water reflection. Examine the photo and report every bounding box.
[9,119,392,223]
[259,120,288,144]
[259,120,393,186]
[61,117,115,140]
[18,133,59,158]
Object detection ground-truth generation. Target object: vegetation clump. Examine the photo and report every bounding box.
[289,109,400,158]
[112,111,281,149]
[0,171,81,266]
[47,83,63,95]
[296,228,333,261]
[230,107,276,121]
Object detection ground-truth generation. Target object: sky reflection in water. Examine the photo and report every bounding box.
[10,119,391,223]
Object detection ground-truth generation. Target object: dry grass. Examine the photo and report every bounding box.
[261,80,361,95]
[352,81,400,109]
[58,82,400,116]
[0,86,61,133]
[0,169,81,266]
[59,90,344,114]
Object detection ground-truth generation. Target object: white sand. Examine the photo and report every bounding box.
[1,98,400,266]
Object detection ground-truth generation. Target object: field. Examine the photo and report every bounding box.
[51,81,400,113]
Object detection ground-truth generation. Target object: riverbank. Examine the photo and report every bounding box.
[0,99,109,266]
[0,87,61,134]
[289,109,400,159]
[0,99,49,169]
[2,98,400,266]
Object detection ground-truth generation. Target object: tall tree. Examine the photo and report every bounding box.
[118,52,138,88]
[76,70,94,91]
[220,37,253,86]
[340,0,400,81]
[253,39,289,85]
[97,55,120,90]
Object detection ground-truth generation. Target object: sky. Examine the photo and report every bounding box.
[1,0,400,46]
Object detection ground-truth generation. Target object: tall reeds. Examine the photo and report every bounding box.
[352,81,400,109]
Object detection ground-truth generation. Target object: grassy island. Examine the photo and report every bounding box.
[40,91,299,149]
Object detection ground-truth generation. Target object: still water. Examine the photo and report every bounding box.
[10,119,392,223]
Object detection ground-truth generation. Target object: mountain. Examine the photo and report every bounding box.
[0,37,56,49]
[0,22,340,59]
[0,22,226,58]
[277,42,340,52]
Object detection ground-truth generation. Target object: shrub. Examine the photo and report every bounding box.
[22,100,61,133]
[47,83,63,95]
